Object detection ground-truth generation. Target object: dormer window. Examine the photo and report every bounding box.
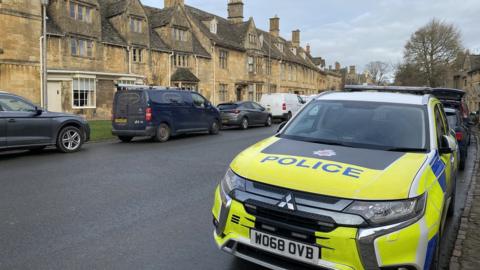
[130,17,143,33]
[248,33,256,44]
[300,52,306,59]
[172,28,188,42]
[68,1,92,23]
[276,43,284,52]
[290,47,297,55]
[259,34,264,47]
[210,19,218,34]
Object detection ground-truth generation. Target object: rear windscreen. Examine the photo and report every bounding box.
[218,104,238,110]
[115,91,145,115]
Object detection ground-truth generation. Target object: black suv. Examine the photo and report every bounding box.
[0,91,90,153]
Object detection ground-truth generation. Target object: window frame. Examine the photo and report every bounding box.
[219,50,228,69]
[72,77,96,109]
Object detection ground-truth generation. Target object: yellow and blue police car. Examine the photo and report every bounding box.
[212,86,459,270]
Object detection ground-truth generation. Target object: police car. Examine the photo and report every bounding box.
[212,86,458,270]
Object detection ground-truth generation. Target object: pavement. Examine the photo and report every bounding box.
[0,124,476,270]
[450,132,480,270]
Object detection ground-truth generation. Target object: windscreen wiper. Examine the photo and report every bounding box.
[384,147,427,153]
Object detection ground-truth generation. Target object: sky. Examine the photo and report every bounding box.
[142,0,480,73]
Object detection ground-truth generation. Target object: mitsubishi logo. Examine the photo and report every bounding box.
[277,193,296,211]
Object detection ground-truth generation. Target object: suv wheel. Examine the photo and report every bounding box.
[241,118,249,130]
[210,120,220,135]
[118,136,133,143]
[265,116,272,127]
[154,123,170,143]
[57,126,83,153]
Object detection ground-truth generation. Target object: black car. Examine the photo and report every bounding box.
[0,91,90,153]
[218,101,272,129]
[112,85,221,142]
[445,107,471,170]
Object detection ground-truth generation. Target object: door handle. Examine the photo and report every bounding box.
[8,119,16,123]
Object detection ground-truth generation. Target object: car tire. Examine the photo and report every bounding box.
[56,126,83,153]
[265,116,272,127]
[285,112,292,121]
[210,120,220,135]
[154,123,170,143]
[118,136,133,143]
[240,118,249,130]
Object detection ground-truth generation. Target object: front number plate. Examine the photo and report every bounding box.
[250,230,319,265]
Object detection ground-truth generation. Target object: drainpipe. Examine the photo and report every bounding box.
[168,51,174,87]
[39,36,44,107]
[212,42,216,104]
[127,46,132,74]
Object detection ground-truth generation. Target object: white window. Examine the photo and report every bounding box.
[173,53,189,67]
[130,17,143,33]
[73,77,96,108]
[132,48,143,63]
[69,1,92,23]
[210,19,218,34]
[247,56,254,73]
[70,38,94,57]
[218,84,228,102]
[248,33,256,44]
[172,28,188,41]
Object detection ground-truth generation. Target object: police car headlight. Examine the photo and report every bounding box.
[345,193,426,227]
[220,169,246,197]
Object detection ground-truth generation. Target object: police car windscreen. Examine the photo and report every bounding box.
[281,100,427,151]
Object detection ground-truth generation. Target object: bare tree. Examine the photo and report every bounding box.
[403,19,463,87]
[365,61,391,85]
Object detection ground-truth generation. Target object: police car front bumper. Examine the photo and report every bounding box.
[212,183,430,270]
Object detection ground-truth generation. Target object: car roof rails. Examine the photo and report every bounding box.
[344,85,432,95]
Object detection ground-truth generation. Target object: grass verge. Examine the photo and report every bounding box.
[88,120,115,142]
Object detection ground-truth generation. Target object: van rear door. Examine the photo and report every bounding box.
[113,90,148,131]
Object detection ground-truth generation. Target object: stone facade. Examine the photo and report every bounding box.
[452,53,480,111]
[0,0,344,119]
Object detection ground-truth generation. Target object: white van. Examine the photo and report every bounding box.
[260,93,305,121]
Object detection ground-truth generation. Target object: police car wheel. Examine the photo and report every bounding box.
[265,116,272,127]
[154,123,170,143]
[241,118,249,130]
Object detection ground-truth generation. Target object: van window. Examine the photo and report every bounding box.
[191,93,206,108]
[150,91,184,104]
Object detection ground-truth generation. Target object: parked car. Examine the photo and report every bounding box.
[432,88,470,119]
[218,101,272,129]
[445,107,470,170]
[260,93,305,121]
[112,86,221,142]
[0,91,90,153]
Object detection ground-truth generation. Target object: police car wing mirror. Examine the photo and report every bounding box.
[439,135,454,154]
[277,122,287,133]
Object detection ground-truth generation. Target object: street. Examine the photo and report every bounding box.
[0,125,475,270]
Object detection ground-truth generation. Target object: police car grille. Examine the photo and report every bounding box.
[245,201,336,233]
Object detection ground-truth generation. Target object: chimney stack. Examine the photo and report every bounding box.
[164,0,184,8]
[228,0,244,24]
[335,62,341,71]
[270,15,280,37]
[349,65,356,74]
[291,30,300,47]
[306,44,311,54]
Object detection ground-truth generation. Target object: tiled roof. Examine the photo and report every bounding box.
[149,29,169,51]
[185,5,245,51]
[171,68,200,82]
[104,0,128,18]
[145,6,175,28]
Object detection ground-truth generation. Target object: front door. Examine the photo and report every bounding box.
[47,82,62,112]
[0,95,52,147]
[434,104,454,195]
[190,92,208,129]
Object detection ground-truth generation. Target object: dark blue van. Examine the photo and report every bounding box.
[112,85,221,142]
